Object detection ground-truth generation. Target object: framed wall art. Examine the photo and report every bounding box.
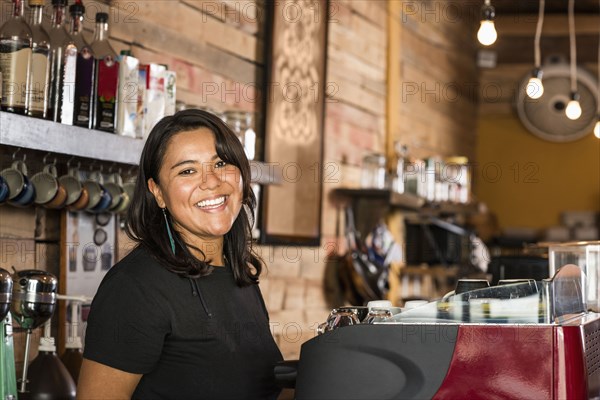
[260,0,329,246]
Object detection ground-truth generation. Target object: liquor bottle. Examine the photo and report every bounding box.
[47,0,75,123]
[27,0,51,119]
[91,12,119,133]
[0,0,32,115]
[26,320,76,399]
[69,0,94,128]
[116,49,139,137]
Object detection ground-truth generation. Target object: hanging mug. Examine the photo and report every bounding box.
[85,171,112,213]
[31,164,59,206]
[122,177,136,206]
[112,191,130,214]
[1,160,36,207]
[0,175,9,204]
[59,166,84,208]
[103,172,125,212]
[31,164,68,209]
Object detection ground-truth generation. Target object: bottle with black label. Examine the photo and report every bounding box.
[47,0,75,123]
[91,12,119,133]
[69,0,94,128]
[27,0,50,119]
[0,0,32,115]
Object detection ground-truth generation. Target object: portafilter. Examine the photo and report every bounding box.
[11,270,58,393]
[0,268,13,320]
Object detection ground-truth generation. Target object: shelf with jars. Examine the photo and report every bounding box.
[0,111,280,184]
[0,111,142,164]
[334,143,478,216]
[0,0,277,185]
[331,187,478,216]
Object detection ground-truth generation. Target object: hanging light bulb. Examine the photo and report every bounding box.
[566,92,582,120]
[477,0,497,46]
[594,0,599,139]
[565,0,582,121]
[527,0,545,100]
[527,68,544,99]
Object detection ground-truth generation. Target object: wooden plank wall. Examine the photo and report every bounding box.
[389,0,479,161]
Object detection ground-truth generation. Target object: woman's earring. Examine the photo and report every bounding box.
[243,203,254,227]
[162,208,176,255]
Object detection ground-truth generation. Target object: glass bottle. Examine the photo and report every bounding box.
[47,0,75,122]
[69,0,94,128]
[363,308,393,324]
[223,110,246,145]
[244,112,256,161]
[60,302,83,384]
[27,0,51,119]
[91,12,119,133]
[0,0,32,115]
[27,320,76,399]
[393,142,407,194]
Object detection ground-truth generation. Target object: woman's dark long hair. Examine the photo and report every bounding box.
[125,109,262,286]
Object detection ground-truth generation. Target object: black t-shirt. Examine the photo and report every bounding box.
[84,246,283,399]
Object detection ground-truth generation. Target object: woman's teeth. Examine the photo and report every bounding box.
[197,196,226,209]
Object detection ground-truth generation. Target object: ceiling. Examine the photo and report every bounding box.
[458,0,600,65]
[493,0,600,15]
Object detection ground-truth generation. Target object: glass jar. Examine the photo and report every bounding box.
[360,153,386,189]
[223,110,247,146]
[363,308,393,324]
[316,308,361,335]
[549,241,600,312]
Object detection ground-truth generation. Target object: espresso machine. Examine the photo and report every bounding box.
[0,268,17,399]
[280,264,600,399]
[11,270,58,395]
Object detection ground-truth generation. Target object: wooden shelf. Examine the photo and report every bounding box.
[401,265,459,277]
[0,112,280,184]
[0,111,143,165]
[331,187,476,214]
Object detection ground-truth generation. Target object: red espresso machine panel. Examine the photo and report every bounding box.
[291,265,600,399]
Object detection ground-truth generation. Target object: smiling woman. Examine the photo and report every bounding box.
[77,110,283,399]
[147,128,245,264]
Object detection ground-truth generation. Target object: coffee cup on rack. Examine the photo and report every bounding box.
[112,190,130,214]
[0,160,36,207]
[122,177,136,204]
[0,175,9,204]
[103,172,126,212]
[65,166,89,211]
[31,164,67,209]
[85,171,112,213]
[59,166,84,208]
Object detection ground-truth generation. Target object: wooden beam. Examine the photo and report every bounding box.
[493,35,600,64]
[387,1,403,164]
[496,14,600,36]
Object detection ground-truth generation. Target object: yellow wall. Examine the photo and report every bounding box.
[476,115,600,230]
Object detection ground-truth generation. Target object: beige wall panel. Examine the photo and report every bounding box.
[327,43,387,83]
[0,207,36,239]
[337,0,387,25]
[329,23,386,68]
[0,239,36,271]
